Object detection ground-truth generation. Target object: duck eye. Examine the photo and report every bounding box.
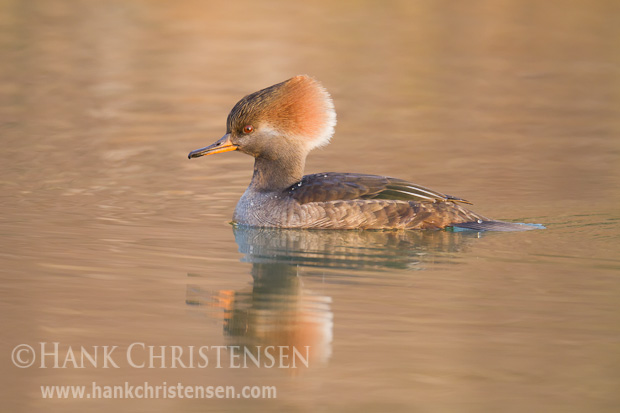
[242,125,254,134]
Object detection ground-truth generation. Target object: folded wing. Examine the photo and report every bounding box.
[285,173,471,205]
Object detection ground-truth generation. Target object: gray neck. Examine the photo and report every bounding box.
[249,150,306,192]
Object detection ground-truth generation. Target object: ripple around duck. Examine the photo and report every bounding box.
[232,226,488,269]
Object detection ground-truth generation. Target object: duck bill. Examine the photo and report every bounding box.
[188,134,238,159]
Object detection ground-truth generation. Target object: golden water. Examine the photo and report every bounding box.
[1,1,619,411]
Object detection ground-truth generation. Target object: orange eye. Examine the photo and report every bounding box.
[243,125,254,134]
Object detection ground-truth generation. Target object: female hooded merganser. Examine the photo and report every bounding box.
[189,75,537,231]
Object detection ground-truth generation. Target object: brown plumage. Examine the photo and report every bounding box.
[188,75,539,231]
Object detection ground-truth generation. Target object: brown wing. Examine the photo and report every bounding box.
[285,173,471,205]
[296,198,486,230]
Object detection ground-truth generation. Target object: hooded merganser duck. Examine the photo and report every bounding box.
[189,75,538,231]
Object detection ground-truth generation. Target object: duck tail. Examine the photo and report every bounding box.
[449,220,545,232]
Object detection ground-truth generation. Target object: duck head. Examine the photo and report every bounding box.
[188,75,336,162]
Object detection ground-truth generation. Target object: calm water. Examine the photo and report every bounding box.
[1,1,620,412]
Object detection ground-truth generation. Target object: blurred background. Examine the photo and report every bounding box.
[1,0,619,412]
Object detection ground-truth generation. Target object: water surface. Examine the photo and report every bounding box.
[1,1,619,412]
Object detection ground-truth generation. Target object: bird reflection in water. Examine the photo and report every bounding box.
[187,226,484,370]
